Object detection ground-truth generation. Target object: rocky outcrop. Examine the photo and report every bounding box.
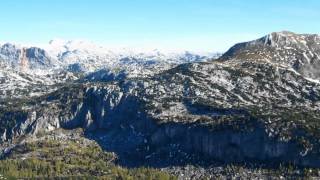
[19,48,29,71]
[0,43,57,70]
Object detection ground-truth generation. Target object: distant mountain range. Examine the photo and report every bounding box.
[0,40,219,73]
[0,40,220,98]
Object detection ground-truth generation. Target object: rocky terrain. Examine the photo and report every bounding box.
[222,31,320,80]
[0,31,320,179]
[0,40,218,99]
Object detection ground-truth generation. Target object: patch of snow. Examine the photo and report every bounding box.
[305,77,320,84]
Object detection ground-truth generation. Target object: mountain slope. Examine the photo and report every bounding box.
[222,31,320,80]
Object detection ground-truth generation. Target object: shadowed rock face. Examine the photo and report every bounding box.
[25,47,56,68]
[149,124,307,166]
[0,44,57,69]
[1,32,320,169]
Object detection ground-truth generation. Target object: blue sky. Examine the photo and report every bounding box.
[0,0,319,51]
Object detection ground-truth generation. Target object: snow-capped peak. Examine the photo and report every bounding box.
[49,38,67,46]
[45,39,106,57]
[41,39,218,64]
[0,38,219,80]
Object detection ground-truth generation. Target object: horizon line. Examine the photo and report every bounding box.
[0,30,318,53]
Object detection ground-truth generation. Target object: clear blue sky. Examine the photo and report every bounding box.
[0,0,319,51]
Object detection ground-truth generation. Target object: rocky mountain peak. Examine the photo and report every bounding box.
[0,43,58,70]
[259,31,320,48]
[221,31,320,80]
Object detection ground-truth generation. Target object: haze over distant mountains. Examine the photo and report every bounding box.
[0,39,220,98]
[1,39,219,71]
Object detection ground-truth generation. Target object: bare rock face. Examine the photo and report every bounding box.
[25,47,57,69]
[0,43,57,70]
[19,48,29,71]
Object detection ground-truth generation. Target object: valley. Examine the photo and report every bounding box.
[0,31,320,179]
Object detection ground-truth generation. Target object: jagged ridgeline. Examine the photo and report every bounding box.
[0,41,219,99]
[0,32,320,178]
